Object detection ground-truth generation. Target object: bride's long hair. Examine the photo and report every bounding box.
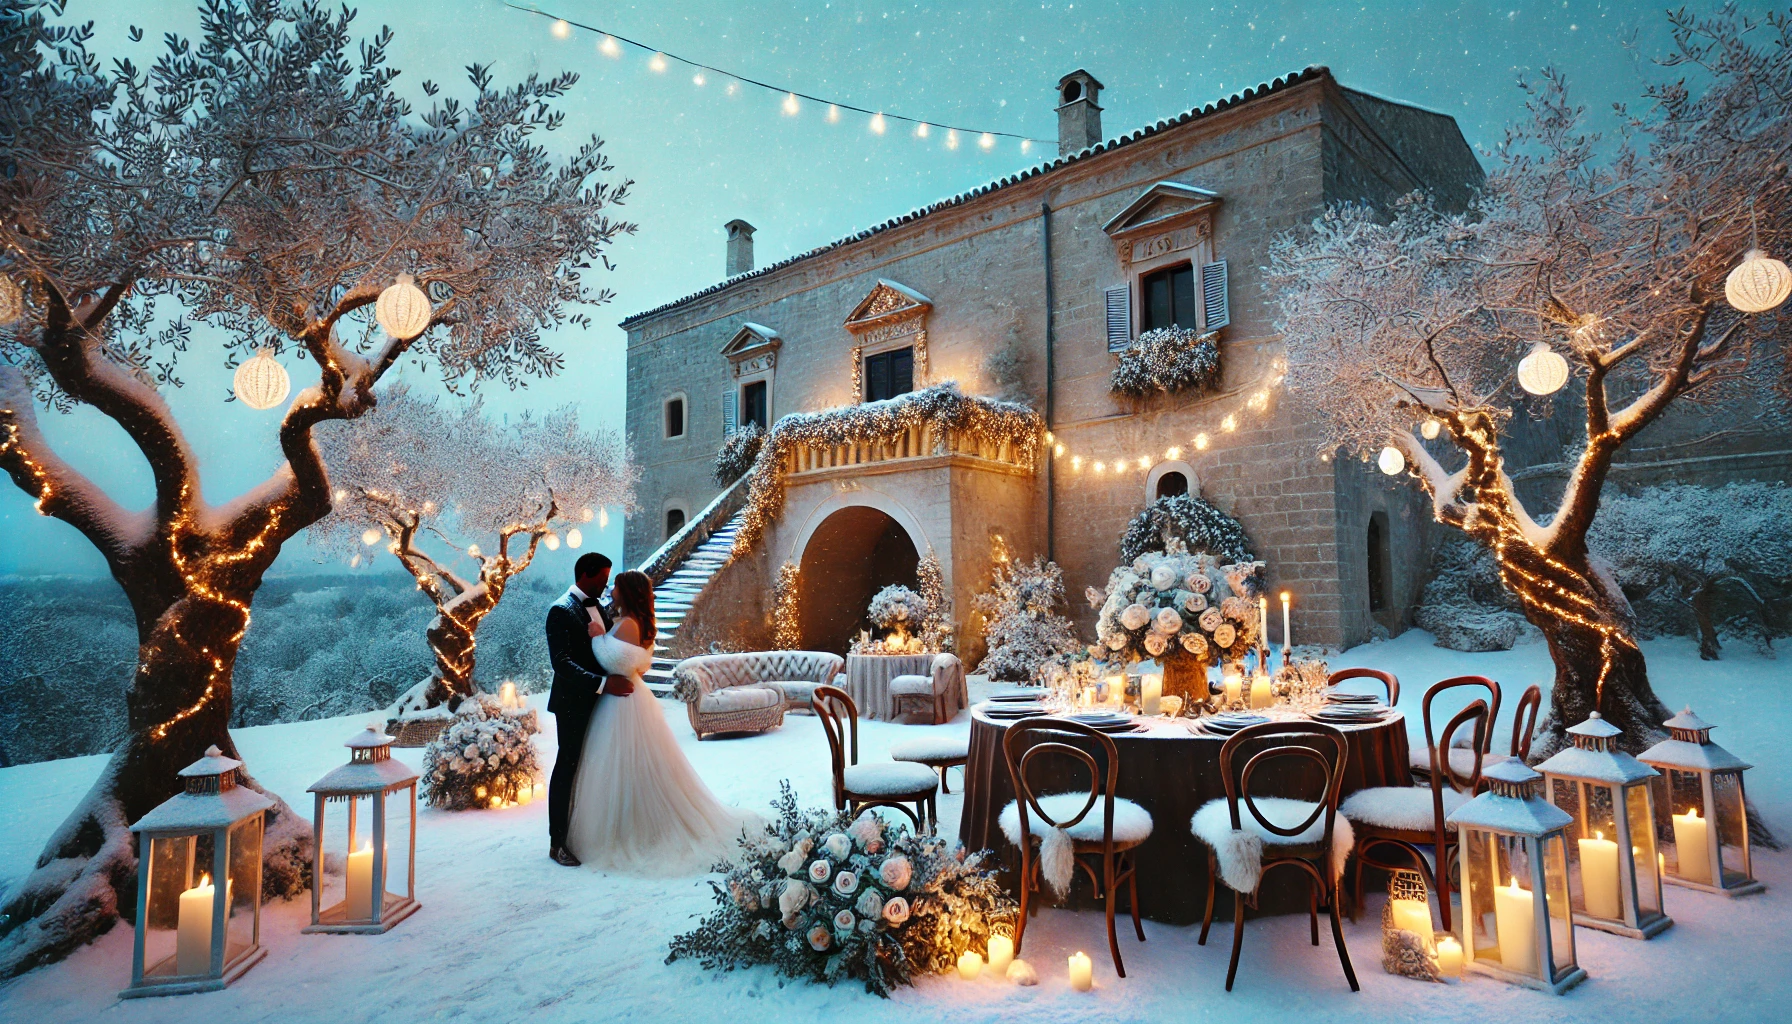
[610,569,657,648]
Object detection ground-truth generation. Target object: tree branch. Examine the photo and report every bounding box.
[0,368,148,561]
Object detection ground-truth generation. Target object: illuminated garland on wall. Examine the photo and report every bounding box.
[772,561,802,649]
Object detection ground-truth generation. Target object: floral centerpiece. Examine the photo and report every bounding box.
[1086,540,1266,705]
[853,584,930,654]
[667,784,1014,997]
[420,692,542,809]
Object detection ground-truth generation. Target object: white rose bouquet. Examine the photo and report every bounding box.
[1090,541,1267,672]
[420,692,542,811]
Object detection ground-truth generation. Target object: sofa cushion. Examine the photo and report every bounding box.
[772,680,823,706]
[698,685,783,714]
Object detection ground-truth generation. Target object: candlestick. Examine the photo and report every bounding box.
[1493,875,1537,975]
[1140,674,1163,716]
[1578,831,1621,919]
[987,934,1014,975]
[1280,592,1292,654]
[957,950,983,980]
[346,840,377,920]
[1672,808,1711,884]
[1434,935,1464,978]
[1068,950,1093,991]
[176,873,220,976]
[1258,596,1268,650]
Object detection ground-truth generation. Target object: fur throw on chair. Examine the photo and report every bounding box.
[1190,797,1354,893]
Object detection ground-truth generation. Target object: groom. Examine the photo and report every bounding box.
[545,551,634,866]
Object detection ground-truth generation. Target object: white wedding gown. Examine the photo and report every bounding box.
[565,628,753,874]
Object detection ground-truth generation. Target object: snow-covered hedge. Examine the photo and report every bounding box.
[1109,326,1221,398]
[1413,540,1529,652]
[714,422,765,486]
[420,694,544,810]
[1119,493,1254,565]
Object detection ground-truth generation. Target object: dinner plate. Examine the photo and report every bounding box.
[987,693,1047,703]
[1068,712,1130,725]
[1323,691,1381,704]
[983,708,1047,721]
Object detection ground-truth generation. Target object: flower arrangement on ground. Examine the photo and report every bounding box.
[667,783,1014,997]
[420,692,542,810]
[1109,325,1221,397]
[854,584,930,654]
[975,556,1080,682]
[714,422,765,486]
[1087,540,1266,704]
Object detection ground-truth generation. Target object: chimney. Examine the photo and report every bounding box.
[1055,70,1104,157]
[724,219,755,277]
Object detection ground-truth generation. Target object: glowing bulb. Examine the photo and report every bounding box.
[1378,446,1407,475]
[870,112,887,134]
[544,532,560,550]
[1221,415,1237,432]
[551,19,571,39]
[1021,139,1032,154]
[946,128,960,150]
[916,122,930,138]
[598,507,610,529]
[599,35,621,57]
[1517,343,1570,396]
[333,488,348,502]
[361,528,381,546]
[726,81,738,95]
[1726,249,1792,313]
[1166,446,1181,460]
[1421,418,1442,440]
[1093,461,1105,473]
[692,73,705,86]
[350,553,361,568]
[827,104,840,123]
[422,500,436,514]
[580,506,595,522]
[1194,433,1209,450]
[1137,456,1151,470]
[979,132,995,150]
[648,52,667,72]
[1053,443,1065,457]
[466,544,482,558]
[782,92,800,116]
[1071,456,1082,470]
[566,528,583,549]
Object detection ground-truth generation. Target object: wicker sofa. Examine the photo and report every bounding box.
[672,650,846,740]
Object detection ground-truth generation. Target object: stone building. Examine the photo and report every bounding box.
[620,67,1487,662]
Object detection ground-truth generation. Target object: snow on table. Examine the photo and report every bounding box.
[1,632,1789,1024]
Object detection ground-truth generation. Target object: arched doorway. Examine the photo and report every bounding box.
[797,505,921,654]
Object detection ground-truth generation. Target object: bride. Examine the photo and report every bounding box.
[566,569,753,874]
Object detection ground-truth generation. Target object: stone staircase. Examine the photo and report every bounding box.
[642,512,743,696]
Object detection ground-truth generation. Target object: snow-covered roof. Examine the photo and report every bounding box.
[620,66,1334,329]
[1537,745,1658,785]
[1446,787,1573,835]
[308,757,419,796]
[1638,736,1752,773]
[1664,707,1714,733]
[132,784,275,833]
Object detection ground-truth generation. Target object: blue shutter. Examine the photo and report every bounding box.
[1201,260,1229,332]
[722,389,738,436]
[1105,285,1132,352]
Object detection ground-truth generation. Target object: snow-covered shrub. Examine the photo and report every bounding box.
[1109,326,1221,398]
[420,694,543,810]
[714,422,765,486]
[858,585,928,652]
[974,557,1080,682]
[666,782,1014,997]
[1590,482,1792,659]
[1119,493,1254,565]
[915,554,955,653]
[1414,540,1529,652]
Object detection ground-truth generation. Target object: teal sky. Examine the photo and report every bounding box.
[0,0,1701,578]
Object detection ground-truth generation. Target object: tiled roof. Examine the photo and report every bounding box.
[619,66,1333,329]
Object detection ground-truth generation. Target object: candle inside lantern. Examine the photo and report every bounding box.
[1672,807,1711,884]
[176,873,224,975]
[532,781,547,802]
[1434,935,1464,977]
[1068,951,1093,991]
[1249,671,1274,709]
[1103,674,1124,708]
[517,784,534,807]
[1281,591,1292,649]
[1223,664,1243,707]
[1390,896,1432,941]
[987,934,1014,975]
[1493,874,1537,975]
[1578,830,1621,920]
[957,950,983,980]
[346,840,377,920]
[1140,674,1163,716]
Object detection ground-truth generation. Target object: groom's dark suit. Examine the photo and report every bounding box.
[546,587,613,851]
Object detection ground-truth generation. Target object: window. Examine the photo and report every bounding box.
[666,507,687,539]
[1139,263,1198,333]
[663,395,685,439]
[1155,471,1189,499]
[863,347,914,403]
[740,380,768,431]
[1367,512,1390,613]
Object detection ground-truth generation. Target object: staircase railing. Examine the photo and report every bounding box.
[634,470,754,586]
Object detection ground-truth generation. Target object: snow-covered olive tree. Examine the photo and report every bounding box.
[314,385,636,712]
[1269,9,1790,755]
[0,0,632,973]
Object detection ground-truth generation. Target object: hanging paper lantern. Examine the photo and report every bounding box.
[361,528,382,547]
[1377,446,1406,476]
[376,274,432,340]
[1725,250,1792,314]
[544,532,561,551]
[0,276,23,324]
[1420,418,1442,440]
[565,528,583,549]
[467,544,482,558]
[233,348,291,410]
[1517,343,1570,396]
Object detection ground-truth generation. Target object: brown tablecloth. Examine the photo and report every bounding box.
[958,706,1411,924]
[843,653,966,721]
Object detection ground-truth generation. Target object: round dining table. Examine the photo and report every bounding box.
[957,703,1412,925]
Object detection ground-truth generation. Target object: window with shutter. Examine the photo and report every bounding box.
[1200,260,1229,332]
[741,380,769,430]
[1105,285,1132,352]
[721,389,738,436]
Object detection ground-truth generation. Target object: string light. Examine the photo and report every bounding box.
[1221,415,1237,432]
[916,122,931,138]
[649,52,668,72]
[946,128,960,150]
[980,132,996,150]
[1195,433,1209,450]
[782,92,800,116]
[551,18,571,39]
[692,73,705,86]
[827,104,840,123]
[870,112,887,134]
[599,34,621,57]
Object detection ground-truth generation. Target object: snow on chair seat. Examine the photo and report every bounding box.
[888,674,934,696]
[1191,796,1354,894]
[889,734,971,764]
[1000,793,1154,847]
[1340,786,1468,832]
[842,761,941,796]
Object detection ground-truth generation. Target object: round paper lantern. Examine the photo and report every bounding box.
[0,276,23,324]
[1725,250,1792,313]
[233,348,291,410]
[375,274,432,341]
[1377,446,1406,476]
[1420,418,1442,440]
[1517,344,1570,396]
[565,528,583,549]
[361,528,382,547]
[544,532,561,551]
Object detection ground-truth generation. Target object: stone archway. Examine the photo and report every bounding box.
[796,505,921,654]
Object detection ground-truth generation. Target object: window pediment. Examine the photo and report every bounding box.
[843,279,933,335]
[722,322,781,377]
[1102,181,1220,268]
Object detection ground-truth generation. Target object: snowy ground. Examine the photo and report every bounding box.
[2,630,1789,1023]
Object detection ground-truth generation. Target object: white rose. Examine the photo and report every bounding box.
[808,859,832,884]
[1120,603,1151,630]
[849,814,883,850]
[808,924,832,951]
[777,847,807,876]
[1182,633,1209,658]
[1184,591,1208,613]
[882,896,911,925]
[1105,632,1127,651]
[1198,607,1224,632]
[778,880,813,917]
[1213,623,1237,648]
[856,889,885,920]
[824,832,852,861]
[1190,573,1213,594]
[878,855,913,890]
[1145,633,1168,657]
[832,869,860,896]
[834,909,856,931]
[1149,565,1177,591]
[463,744,479,760]
[1154,607,1183,633]
[1132,557,1150,573]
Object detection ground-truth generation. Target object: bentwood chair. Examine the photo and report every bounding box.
[1407,675,1504,784]
[1510,683,1543,762]
[811,686,939,831]
[1000,718,1154,979]
[1192,720,1357,992]
[1326,667,1400,708]
[1340,692,1490,933]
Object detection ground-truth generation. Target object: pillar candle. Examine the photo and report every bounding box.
[957,950,983,980]
[1281,592,1292,650]
[1068,951,1093,991]
[1578,831,1621,920]
[987,934,1014,975]
[1434,935,1464,977]
[1390,897,1432,941]
[1223,665,1243,707]
[1672,808,1711,884]
[517,785,534,807]
[346,841,377,919]
[1249,672,1274,709]
[1140,674,1163,716]
[176,874,220,976]
[499,681,517,708]
[1103,674,1124,708]
[1493,875,1537,975]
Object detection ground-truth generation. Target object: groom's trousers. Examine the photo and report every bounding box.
[548,705,594,848]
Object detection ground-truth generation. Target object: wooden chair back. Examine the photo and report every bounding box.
[1510,684,1542,761]
[1218,721,1349,847]
[1002,718,1121,848]
[811,685,859,805]
[1326,667,1399,707]
[1422,674,1502,756]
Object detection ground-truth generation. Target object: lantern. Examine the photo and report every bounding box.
[1725,249,1792,313]
[1382,867,1439,980]
[1445,760,1586,994]
[303,726,421,933]
[1377,445,1406,476]
[232,348,291,410]
[565,528,583,549]
[1537,712,1672,938]
[1420,418,1442,440]
[1516,343,1570,396]
[375,274,432,340]
[0,275,23,324]
[123,746,272,998]
[1638,708,1764,897]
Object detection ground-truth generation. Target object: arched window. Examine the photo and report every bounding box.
[1155,470,1189,499]
[1144,461,1199,503]
[666,507,687,539]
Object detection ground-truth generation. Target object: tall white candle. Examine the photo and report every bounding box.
[1068,950,1093,991]
[1493,875,1537,975]
[346,840,377,919]
[987,934,1014,975]
[1280,592,1292,650]
[1249,671,1274,709]
[1673,808,1711,884]
[1578,831,1621,919]
[176,874,220,976]
[1258,596,1268,650]
[1140,674,1163,716]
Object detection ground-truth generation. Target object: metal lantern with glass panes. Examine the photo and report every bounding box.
[1638,707,1764,897]
[1537,712,1672,939]
[303,725,421,933]
[123,745,272,998]
[1444,760,1586,994]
